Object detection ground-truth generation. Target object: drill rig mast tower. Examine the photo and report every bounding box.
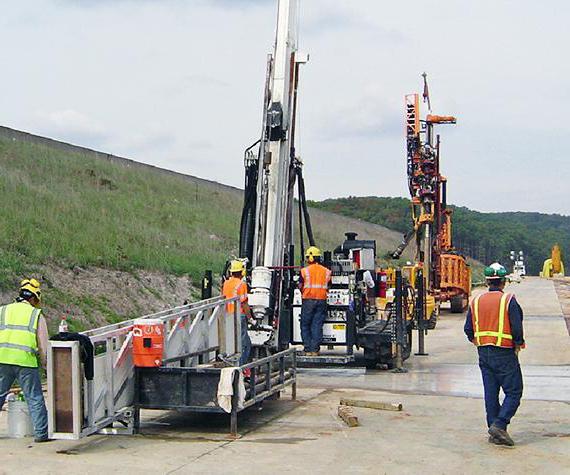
[397,74,470,317]
[238,0,311,348]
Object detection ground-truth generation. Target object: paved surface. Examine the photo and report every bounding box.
[1,277,569,474]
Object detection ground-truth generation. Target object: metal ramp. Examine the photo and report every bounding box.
[296,353,355,366]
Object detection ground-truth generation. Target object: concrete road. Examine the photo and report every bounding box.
[1,277,569,474]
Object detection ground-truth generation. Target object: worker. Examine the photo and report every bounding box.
[299,246,331,356]
[0,279,49,442]
[464,263,525,447]
[222,261,252,367]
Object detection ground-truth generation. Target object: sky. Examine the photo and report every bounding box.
[1,0,568,215]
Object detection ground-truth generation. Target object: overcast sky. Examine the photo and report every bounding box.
[1,0,568,215]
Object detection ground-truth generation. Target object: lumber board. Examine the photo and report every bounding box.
[337,405,359,427]
[340,398,403,412]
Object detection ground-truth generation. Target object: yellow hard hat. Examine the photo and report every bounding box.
[20,278,42,302]
[229,260,245,274]
[305,246,321,262]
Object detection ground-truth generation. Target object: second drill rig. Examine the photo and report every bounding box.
[392,75,471,325]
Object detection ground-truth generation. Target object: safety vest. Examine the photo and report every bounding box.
[223,277,248,316]
[301,263,332,300]
[470,291,514,348]
[0,302,41,368]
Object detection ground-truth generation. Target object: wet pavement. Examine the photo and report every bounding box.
[1,277,569,474]
[299,277,570,403]
[300,363,570,402]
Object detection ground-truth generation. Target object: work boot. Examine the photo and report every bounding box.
[488,424,515,446]
[488,435,514,447]
[34,436,51,443]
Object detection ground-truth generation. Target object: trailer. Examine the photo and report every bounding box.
[47,296,296,439]
[47,0,304,440]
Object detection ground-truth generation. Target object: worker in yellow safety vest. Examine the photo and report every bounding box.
[464,262,525,447]
[222,261,253,366]
[0,279,50,442]
[299,246,331,356]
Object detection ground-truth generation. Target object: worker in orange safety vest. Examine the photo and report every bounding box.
[299,246,331,356]
[464,262,525,447]
[222,260,253,366]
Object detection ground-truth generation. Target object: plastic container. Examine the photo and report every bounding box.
[58,316,68,333]
[7,398,34,438]
[132,318,164,367]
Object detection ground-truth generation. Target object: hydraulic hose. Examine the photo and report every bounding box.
[239,140,261,262]
[297,185,305,263]
[295,166,315,247]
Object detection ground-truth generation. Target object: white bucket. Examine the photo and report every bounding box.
[7,400,34,438]
[251,267,272,290]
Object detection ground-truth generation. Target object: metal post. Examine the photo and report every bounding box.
[133,368,141,434]
[415,268,428,356]
[279,355,285,385]
[392,270,408,373]
[230,371,239,437]
[104,338,115,417]
[291,350,297,400]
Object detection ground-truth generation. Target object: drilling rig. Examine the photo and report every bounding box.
[392,74,471,323]
[46,0,305,441]
[237,0,312,352]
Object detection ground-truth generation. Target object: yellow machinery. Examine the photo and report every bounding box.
[541,244,565,277]
[392,74,471,324]
[377,265,437,326]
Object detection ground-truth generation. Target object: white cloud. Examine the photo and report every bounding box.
[0,0,568,214]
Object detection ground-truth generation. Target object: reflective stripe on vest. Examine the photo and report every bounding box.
[0,305,38,332]
[301,267,331,288]
[301,265,331,300]
[223,278,247,315]
[0,303,40,367]
[473,293,513,347]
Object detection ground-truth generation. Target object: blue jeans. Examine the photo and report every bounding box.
[478,346,523,430]
[0,364,48,439]
[239,315,251,366]
[300,299,327,352]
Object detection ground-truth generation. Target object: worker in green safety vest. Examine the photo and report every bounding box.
[0,278,49,442]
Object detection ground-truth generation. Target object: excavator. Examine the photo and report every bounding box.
[390,74,471,327]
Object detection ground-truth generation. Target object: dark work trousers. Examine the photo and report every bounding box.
[300,299,327,352]
[478,346,523,429]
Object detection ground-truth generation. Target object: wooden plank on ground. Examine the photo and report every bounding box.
[340,398,403,412]
[338,405,359,427]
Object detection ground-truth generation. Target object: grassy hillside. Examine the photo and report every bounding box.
[310,196,569,275]
[0,136,409,329]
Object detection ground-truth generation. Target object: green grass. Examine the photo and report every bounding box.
[0,136,431,327]
[0,138,242,289]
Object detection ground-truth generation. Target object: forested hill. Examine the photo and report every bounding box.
[309,196,569,275]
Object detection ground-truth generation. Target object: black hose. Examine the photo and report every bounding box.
[295,167,315,247]
[239,140,261,262]
[297,185,305,265]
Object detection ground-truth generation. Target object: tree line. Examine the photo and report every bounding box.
[310,196,569,275]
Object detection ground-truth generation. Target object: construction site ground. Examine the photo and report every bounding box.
[1,277,569,474]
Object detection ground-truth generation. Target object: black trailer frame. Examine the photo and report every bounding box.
[134,348,297,436]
